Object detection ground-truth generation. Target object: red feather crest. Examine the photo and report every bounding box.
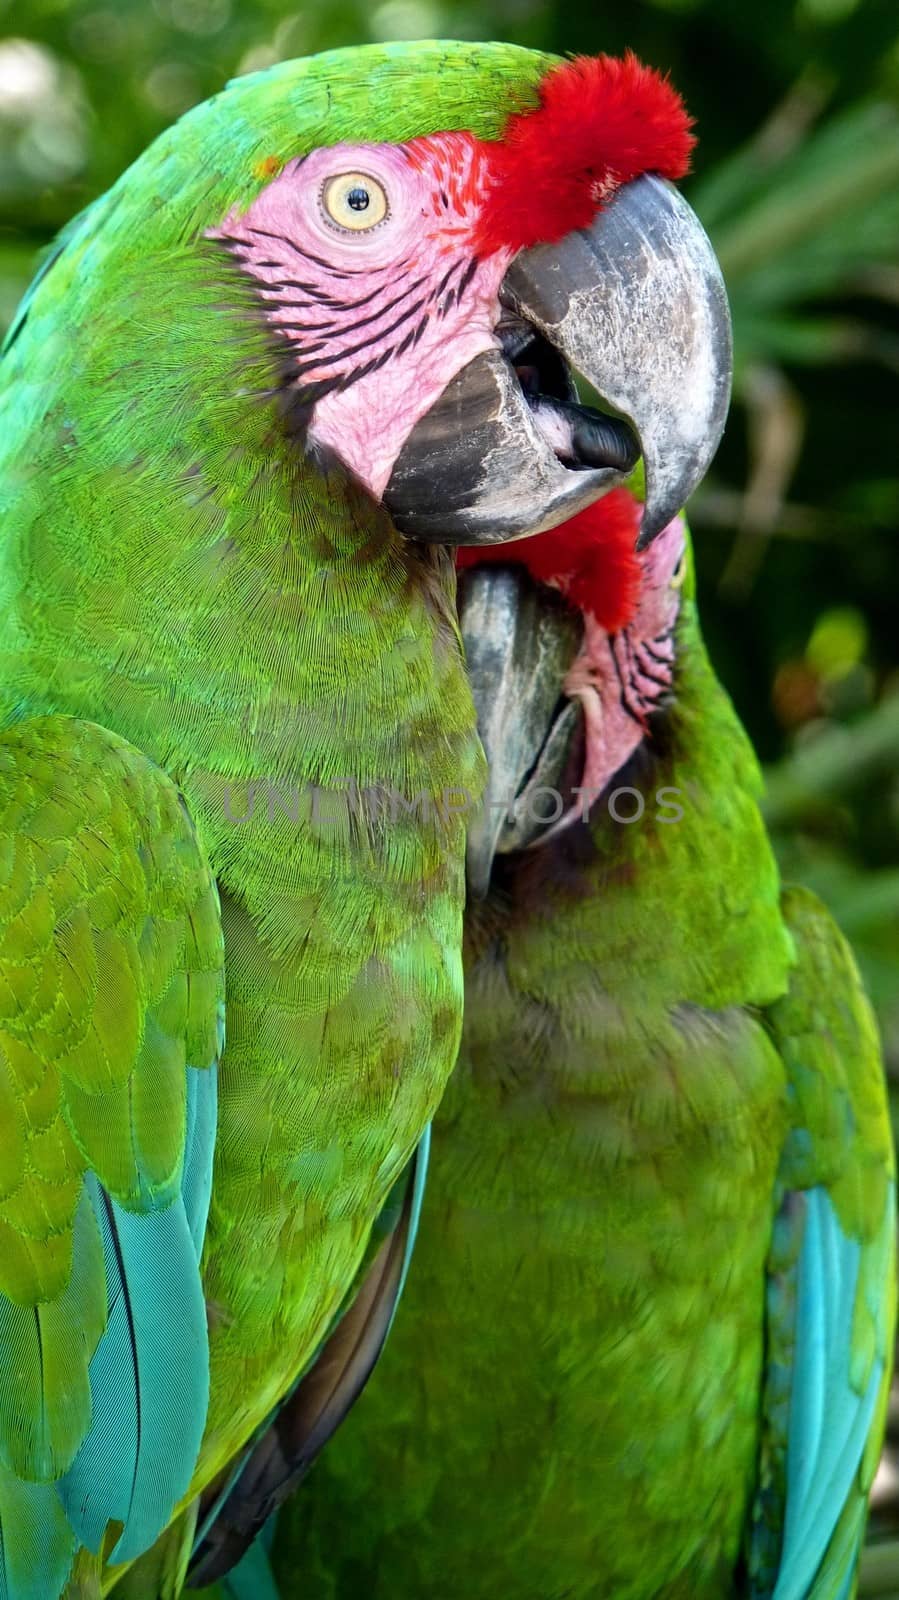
[474,52,695,255]
[456,489,643,634]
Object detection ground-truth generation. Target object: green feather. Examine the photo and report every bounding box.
[0,717,223,1588]
[0,1471,76,1600]
[0,1188,104,1481]
[271,533,894,1600]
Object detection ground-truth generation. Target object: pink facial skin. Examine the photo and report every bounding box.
[212,135,513,497]
[540,513,685,843]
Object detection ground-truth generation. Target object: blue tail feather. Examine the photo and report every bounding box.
[56,1065,218,1563]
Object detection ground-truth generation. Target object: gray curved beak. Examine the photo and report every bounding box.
[459,564,583,898]
[384,174,731,549]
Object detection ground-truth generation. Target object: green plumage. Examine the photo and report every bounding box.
[0,38,579,1596]
[0,718,222,1476]
[272,541,895,1598]
[0,716,224,1597]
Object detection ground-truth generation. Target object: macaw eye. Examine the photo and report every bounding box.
[670,551,688,589]
[321,172,389,232]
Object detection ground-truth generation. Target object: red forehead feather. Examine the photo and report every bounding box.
[456,489,643,633]
[473,52,695,256]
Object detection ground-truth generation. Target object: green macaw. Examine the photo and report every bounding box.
[0,39,730,1600]
[204,489,895,1599]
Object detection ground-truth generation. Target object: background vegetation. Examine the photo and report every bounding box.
[2,0,898,1586]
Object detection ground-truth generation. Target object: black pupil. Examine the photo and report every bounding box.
[347,186,370,212]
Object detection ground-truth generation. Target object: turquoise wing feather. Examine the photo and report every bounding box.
[57,1088,217,1560]
[750,887,896,1600]
[0,715,225,1596]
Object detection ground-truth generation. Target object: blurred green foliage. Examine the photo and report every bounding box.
[2,0,899,1582]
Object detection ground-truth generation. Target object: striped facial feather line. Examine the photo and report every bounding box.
[263,275,432,337]
[630,642,674,692]
[243,251,479,398]
[283,263,478,381]
[237,225,396,280]
[289,294,431,378]
[608,635,647,729]
[602,631,666,729]
[440,256,479,315]
[641,640,675,670]
[610,627,676,727]
[215,258,455,404]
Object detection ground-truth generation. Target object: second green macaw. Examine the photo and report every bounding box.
[203,490,895,1599]
[0,39,731,1600]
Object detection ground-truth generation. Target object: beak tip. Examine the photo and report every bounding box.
[465,819,502,900]
[636,498,676,551]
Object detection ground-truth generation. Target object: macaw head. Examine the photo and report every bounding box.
[200,41,730,549]
[456,488,687,892]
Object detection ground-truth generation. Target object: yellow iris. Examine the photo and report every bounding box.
[321,172,389,232]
